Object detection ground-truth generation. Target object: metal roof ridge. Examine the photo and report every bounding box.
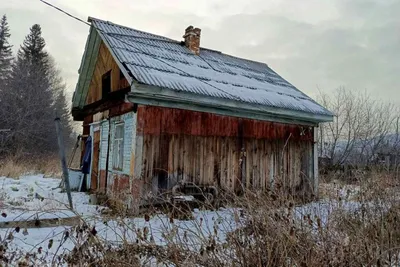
[127,62,186,75]
[217,51,269,67]
[89,17,275,68]
[88,16,177,42]
[106,32,181,44]
[107,35,193,55]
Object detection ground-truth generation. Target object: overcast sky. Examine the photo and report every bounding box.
[1,0,399,103]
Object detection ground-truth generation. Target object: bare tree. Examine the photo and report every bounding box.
[318,87,399,170]
[318,88,362,165]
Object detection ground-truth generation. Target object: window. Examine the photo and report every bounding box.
[102,70,111,98]
[113,123,124,170]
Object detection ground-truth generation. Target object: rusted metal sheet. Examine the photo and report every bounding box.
[136,105,315,196]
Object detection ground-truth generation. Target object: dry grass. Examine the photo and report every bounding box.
[0,155,62,178]
[88,172,400,267]
[1,171,400,266]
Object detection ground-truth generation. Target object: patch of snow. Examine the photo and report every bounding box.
[172,195,195,201]
[0,175,243,265]
[293,200,361,228]
[319,182,361,201]
[0,226,74,265]
[0,175,99,221]
[1,175,390,266]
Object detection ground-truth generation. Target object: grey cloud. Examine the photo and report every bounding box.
[193,1,400,102]
[1,0,398,104]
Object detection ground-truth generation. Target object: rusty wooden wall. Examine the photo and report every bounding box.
[135,106,315,195]
[86,41,130,105]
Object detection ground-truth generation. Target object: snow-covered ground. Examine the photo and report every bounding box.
[0,174,382,266]
[0,175,99,221]
[0,175,242,266]
[0,175,99,265]
[319,182,361,200]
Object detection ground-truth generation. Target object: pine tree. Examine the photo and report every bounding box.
[5,24,72,155]
[48,56,73,147]
[19,24,48,71]
[0,15,13,89]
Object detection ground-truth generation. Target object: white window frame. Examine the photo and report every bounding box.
[113,122,124,171]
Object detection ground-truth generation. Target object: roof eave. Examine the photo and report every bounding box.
[128,83,333,126]
[72,19,135,111]
[72,26,101,110]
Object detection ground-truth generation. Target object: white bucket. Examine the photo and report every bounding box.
[68,168,84,191]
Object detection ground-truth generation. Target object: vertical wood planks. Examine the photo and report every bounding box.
[135,106,316,197]
[178,134,184,182]
[173,135,180,183]
[167,135,174,186]
[183,136,190,183]
[137,132,313,196]
[199,137,204,185]
[220,137,226,189]
[86,41,130,105]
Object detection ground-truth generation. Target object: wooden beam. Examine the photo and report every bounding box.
[72,87,131,121]
[73,27,102,109]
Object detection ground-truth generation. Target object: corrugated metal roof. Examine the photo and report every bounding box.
[90,18,333,118]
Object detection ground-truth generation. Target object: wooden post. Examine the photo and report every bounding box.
[55,117,73,210]
[313,126,319,197]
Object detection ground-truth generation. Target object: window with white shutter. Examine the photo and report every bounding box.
[113,123,124,170]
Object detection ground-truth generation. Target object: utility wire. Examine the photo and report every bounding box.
[39,0,240,101]
[39,0,90,26]
[39,0,320,121]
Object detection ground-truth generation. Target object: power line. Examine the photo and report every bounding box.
[39,0,90,26]
[38,0,320,121]
[39,0,240,101]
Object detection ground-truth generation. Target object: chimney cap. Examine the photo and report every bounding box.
[183,26,201,38]
[193,28,201,35]
[185,25,194,33]
[183,25,201,55]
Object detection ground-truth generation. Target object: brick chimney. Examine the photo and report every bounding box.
[183,26,201,55]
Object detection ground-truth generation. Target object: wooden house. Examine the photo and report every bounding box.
[72,18,333,206]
